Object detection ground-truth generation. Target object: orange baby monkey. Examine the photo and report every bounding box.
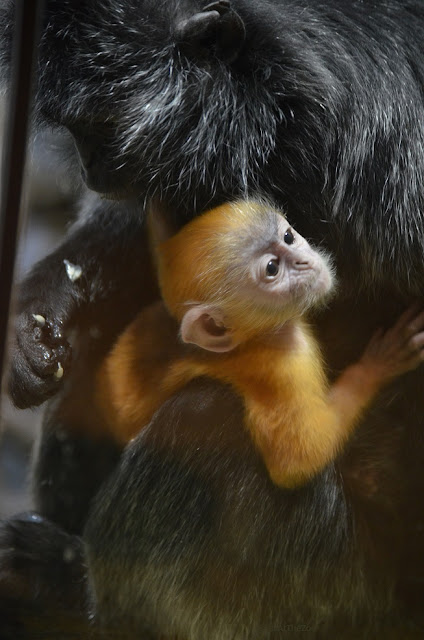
[96,200,424,488]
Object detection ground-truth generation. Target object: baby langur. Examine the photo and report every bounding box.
[96,201,424,488]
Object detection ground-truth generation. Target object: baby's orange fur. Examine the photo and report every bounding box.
[96,200,413,488]
[97,307,376,487]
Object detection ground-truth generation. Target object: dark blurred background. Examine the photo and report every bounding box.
[0,95,78,517]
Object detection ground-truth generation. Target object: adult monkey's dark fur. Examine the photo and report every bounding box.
[1,0,424,638]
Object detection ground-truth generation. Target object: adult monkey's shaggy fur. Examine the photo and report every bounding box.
[0,1,424,638]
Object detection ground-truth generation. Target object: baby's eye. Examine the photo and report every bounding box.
[284,228,294,245]
[265,259,279,277]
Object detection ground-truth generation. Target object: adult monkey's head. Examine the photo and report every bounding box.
[0,0,326,217]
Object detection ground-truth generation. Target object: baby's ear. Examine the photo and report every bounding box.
[180,305,239,352]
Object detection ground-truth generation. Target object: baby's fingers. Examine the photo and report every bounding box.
[392,306,424,342]
[364,327,385,352]
[400,331,424,372]
[406,330,424,354]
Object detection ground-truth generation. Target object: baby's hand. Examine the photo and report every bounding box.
[360,305,424,385]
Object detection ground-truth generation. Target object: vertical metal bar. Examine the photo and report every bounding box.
[0,0,45,406]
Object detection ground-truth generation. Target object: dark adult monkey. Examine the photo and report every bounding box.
[2,0,424,408]
[1,0,424,637]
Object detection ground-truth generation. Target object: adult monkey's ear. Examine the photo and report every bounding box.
[174,1,246,64]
